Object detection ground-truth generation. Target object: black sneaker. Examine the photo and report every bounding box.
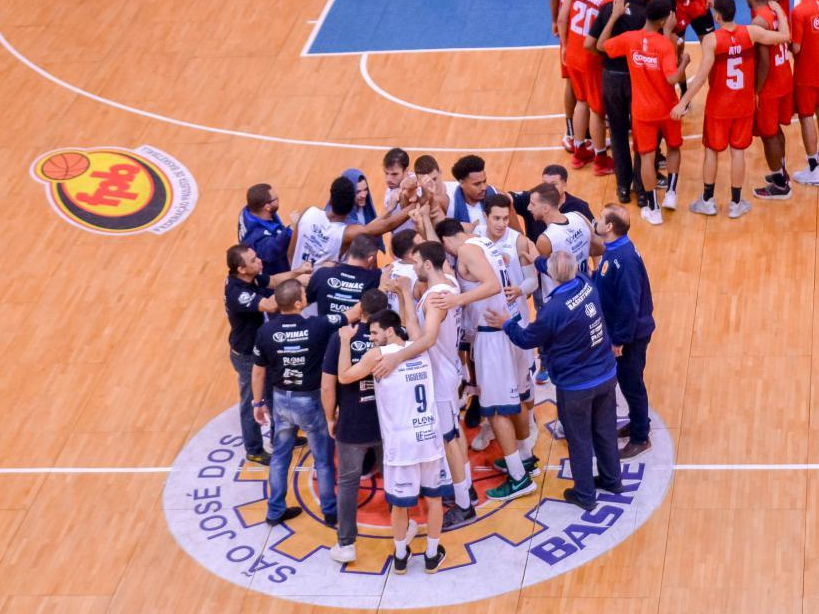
[469,485,479,506]
[442,505,477,530]
[393,547,411,575]
[465,395,481,429]
[424,544,447,574]
[246,451,271,466]
[594,476,624,493]
[294,435,308,448]
[265,506,302,526]
[753,182,792,200]
[765,169,791,184]
[656,151,668,170]
[324,513,337,527]
[617,185,631,204]
[563,488,596,511]
[636,193,648,209]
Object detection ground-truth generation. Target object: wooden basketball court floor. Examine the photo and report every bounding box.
[0,0,817,612]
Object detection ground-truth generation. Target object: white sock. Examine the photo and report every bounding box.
[426,537,439,558]
[453,479,470,509]
[464,462,472,488]
[574,139,584,150]
[505,451,526,481]
[517,438,533,461]
[394,538,407,558]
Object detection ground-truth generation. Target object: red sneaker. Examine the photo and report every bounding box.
[592,154,615,176]
[561,135,575,154]
[570,144,594,169]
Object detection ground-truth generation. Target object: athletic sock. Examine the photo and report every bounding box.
[453,479,470,509]
[574,139,585,151]
[566,118,574,138]
[781,157,788,176]
[505,451,526,481]
[426,537,439,558]
[646,189,657,211]
[463,461,472,489]
[594,148,607,159]
[703,183,715,201]
[731,186,742,203]
[517,438,533,461]
[394,538,407,558]
[668,172,679,192]
[809,154,819,172]
[772,169,787,188]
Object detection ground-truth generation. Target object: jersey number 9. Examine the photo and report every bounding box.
[414,384,427,413]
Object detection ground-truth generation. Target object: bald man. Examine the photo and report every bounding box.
[592,204,655,461]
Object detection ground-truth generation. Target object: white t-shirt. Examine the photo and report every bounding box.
[374,345,444,466]
[540,211,592,299]
[291,206,346,268]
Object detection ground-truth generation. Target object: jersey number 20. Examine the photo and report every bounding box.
[570,3,599,36]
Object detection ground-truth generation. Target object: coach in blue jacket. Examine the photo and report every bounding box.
[593,204,655,460]
[486,251,622,511]
[238,183,293,275]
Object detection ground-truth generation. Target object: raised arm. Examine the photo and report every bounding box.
[338,327,379,384]
[748,2,790,46]
[431,243,500,311]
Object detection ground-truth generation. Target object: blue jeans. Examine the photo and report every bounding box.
[229,350,265,455]
[267,388,337,520]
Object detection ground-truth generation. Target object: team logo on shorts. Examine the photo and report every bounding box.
[30,145,197,235]
[164,388,673,608]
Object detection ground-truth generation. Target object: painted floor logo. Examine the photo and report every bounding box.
[163,394,673,609]
[30,145,197,235]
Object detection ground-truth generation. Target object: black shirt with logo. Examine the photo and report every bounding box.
[588,1,647,73]
[306,263,381,316]
[322,323,381,444]
[253,312,347,392]
[224,274,271,354]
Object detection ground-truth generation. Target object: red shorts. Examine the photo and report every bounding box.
[632,116,683,154]
[794,84,819,118]
[703,115,754,152]
[566,65,604,116]
[754,94,793,138]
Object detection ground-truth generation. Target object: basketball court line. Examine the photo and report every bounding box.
[2,463,818,474]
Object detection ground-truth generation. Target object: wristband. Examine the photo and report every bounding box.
[252,400,267,408]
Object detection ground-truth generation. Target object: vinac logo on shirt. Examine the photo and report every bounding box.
[31,145,197,235]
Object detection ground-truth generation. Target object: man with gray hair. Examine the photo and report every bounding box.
[485,251,622,511]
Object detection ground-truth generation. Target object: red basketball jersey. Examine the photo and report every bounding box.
[564,0,606,72]
[705,26,756,119]
[792,0,819,87]
[755,6,793,97]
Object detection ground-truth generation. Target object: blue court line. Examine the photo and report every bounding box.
[305,0,755,55]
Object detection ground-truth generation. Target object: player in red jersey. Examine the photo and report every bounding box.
[749,0,794,199]
[599,0,689,226]
[554,0,580,152]
[558,0,616,175]
[791,0,819,185]
[672,0,789,219]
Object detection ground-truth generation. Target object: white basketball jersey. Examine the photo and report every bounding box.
[475,226,529,325]
[540,212,592,299]
[291,206,346,268]
[385,260,418,314]
[458,236,518,328]
[374,345,444,466]
[417,282,462,403]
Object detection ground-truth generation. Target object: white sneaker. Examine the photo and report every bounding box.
[728,199,751,219]
[640,206,663,225]
[689,196,718,216]
[471,420,495,452]
[793,166,819,185]
[661,190,677,210]
[405,518,418,544]
[330,543,356,563]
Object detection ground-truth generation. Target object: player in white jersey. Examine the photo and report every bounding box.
[375,241,478,530]
[289,175,412,268]
[475,196,542,476]
[338,310,447,574]
[430,218,537,502]
[384,228,422,313]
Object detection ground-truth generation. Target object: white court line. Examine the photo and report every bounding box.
[300,0,338,57]
[2,464,819,474]
[360,53,563,121]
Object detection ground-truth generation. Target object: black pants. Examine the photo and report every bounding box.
[556,376,622,506]
[602,69,645,196]
[616,335,652,444]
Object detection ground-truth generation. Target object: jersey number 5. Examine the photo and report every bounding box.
[570,3,599,36]
[726,57,744,91]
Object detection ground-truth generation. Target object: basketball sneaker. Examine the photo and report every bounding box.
[469,485,479,506]
[661,191,677,210]
[793,166,819,185]
[470,420,495,451]
[561,135,575,153]
[689,196,718,216]
[486,473,536,502]
[728,199,751,219]
[753,183,792,200]
[592,154,615,176]
[424,545,447,574]
[392,547,411,575]
[641,206,663,226]
[330,543,356,563]
[492,454,541,478]
[570,143,594,169]
[442,504,477,530]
